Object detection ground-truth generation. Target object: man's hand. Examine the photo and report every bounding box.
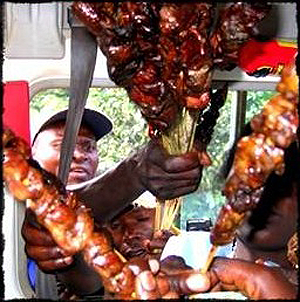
[135,257,296,299]
[22,209,104,295]
[160,255,193,273]
[208,257,297,300]
[21,209,74,272]
[136,140,203,200]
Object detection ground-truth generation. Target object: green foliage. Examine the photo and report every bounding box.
[30,88,70,112]
[245,91,276,123]
[87,88,149,172]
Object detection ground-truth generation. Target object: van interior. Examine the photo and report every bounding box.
[2,2,298,299]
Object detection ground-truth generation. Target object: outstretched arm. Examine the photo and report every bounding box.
[134,257,297,300]
[74,139,202,222]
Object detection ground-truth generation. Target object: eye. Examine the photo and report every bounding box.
[137,216,150,223]
[51,141,62,150]
[110,220,122,230]
[78,140,97,152]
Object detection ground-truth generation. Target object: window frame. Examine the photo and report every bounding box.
[5,76,280,299]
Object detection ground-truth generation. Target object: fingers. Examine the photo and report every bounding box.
[139,154,202,182]
[22,209,74,272]
[140,171,201,199]
[154,184,200,200]
[22,218,56,246]
[134,258,174,299]
[137,141,203,199]
[183,272,211,293]
[135,258,211,299]
[209,257,297,299]
[22,210,56,246]
[148,230,172,251]
[35,256,74,272]
[209,257,255,296]
[147,259,159,274]
[24,243,74,272]
[142,167,202,183]
[161,152,202,173]
[148,141,202,172]
[148,240,165,252]
[25,245,71,261]
[25,243,73,272]
[135,270,161,299]
[155,271,210,297]
[131,258,161,299]
[160,255,192,273]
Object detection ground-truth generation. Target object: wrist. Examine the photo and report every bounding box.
[126,147,147,194]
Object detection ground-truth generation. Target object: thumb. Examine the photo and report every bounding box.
[167,271,211,295]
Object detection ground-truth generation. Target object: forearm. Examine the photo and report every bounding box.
[75,149,145,222]
[71,140,203,222]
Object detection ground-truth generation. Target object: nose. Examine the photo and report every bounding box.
[72,145,88,161]
[123,226,138,240]
[123,228,132,239]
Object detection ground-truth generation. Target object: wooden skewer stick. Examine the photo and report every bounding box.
[201,245,218,274]
[155,200,163,231]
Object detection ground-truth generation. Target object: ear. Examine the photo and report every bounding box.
[31,141,38,157]
[31,133,43,158]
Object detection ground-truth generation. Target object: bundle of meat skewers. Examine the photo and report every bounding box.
[72,1,271,231]
[72,2,270,137]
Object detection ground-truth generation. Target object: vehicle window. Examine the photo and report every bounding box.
[31,87,276,229]
[181,89,276,229]
[181,90,233,228]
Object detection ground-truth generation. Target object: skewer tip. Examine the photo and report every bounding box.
[201,245,217,274]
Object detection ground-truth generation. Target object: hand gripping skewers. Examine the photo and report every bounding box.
[201,61,299,273]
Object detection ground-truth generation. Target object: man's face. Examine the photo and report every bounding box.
[107,206,155,259]
[32,122,99,185]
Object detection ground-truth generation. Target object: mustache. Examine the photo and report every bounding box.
[119,236,150,257]
[69,165,89,173]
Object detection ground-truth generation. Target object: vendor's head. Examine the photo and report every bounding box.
[106,192,157,260]
[32,108,112,185]
[222,123,299,252]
